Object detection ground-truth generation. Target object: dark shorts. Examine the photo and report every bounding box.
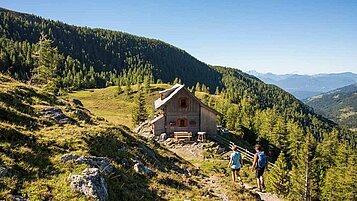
[231,168,240,172]
[256,167,265,178]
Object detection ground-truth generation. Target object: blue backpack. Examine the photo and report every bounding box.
[257,151,267,168]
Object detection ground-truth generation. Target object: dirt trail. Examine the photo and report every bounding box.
[243,183,284,201]
[169,143,284,201]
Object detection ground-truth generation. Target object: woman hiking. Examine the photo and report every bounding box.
[228,145,244,186]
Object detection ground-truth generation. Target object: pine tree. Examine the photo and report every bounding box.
[267,151,290,197]
[131,90,148,126]
[31,33,59,93]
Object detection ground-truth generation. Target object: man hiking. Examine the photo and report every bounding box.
[228,145,244,186]
[252,144,268,192]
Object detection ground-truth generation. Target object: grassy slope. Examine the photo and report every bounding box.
[66,84,170,128]
[0,76,256,200]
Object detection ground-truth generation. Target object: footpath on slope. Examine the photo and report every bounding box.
[168,142,284,201]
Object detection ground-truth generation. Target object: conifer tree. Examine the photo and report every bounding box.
[195,82,201,92]
[287,121,304,163]
[267,151,290,197]
[31,33,59,93]
[289,133,319,201]
[143,76,151,93]
[124,81,132,96]
[173,77,179,84]
[321,143,357,200]
[131,90,148,126]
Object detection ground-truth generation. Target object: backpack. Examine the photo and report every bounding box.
[257,151,267,168]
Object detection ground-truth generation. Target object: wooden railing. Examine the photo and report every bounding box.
[211,134,274,167]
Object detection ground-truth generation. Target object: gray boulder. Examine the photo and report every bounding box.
[0,165,12,177]
[133,163,154,175]
[60,154,114,174]
[41,107,72,124]
[68,168,108,201]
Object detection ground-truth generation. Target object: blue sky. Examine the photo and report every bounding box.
[1,0,357,74]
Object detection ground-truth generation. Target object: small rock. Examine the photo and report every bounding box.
[118,145,128,153]
[217,147,225,155]
[59,154,81,162]
[68,168,108,201]
[0,165,12,177]
[133,163,154,175]
[72,109,92,123]
[120,158,131,168]
[11,195,28,201]
[70,99,84,107]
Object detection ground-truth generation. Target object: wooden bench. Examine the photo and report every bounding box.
[174,132,192,141]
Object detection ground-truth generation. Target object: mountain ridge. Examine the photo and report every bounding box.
[248,70,357,99]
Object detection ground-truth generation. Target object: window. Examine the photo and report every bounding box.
[179,97,188,108]
[177,118,187,127]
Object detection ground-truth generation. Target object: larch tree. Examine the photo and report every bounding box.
[321,143,357,200]
[267,151,290,197]
[131,90,148,126]
[31,33,59,93]
[288,133,319,201]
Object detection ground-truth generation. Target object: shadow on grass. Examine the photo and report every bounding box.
[0,126,60,195]
[158,177,190,190]
[0,86,57,129]
[83,127,169,201]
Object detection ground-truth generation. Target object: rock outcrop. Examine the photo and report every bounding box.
[41,107,72,124]
[69,99,84,107]
[68,168,108,201]
[133,163,154,175]
[60,154,114,174]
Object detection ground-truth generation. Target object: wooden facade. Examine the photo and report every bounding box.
[151,84,221,136]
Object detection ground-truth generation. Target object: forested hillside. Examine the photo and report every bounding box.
[0,7,356,200]
[305,83,357,130]
[0,7,221,90]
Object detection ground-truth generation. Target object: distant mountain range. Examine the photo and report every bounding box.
[247,71,357,99]
[305,83,357,130]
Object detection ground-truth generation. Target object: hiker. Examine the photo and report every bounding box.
[228,145,244,185]
[252,144,268,192]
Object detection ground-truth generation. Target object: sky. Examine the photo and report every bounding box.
[1,0,357,74]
